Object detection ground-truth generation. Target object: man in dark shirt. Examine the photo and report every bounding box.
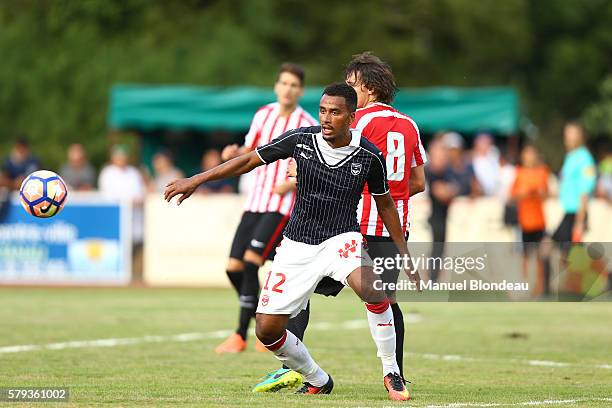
[425,133,478,282]
[165,83,418,401]
[1,137,40,190]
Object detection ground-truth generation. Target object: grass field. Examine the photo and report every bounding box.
[1,288,611,407]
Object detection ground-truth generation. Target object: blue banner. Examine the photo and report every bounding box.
[0,194,131,285]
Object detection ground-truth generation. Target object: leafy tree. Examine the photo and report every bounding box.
[0,0,610,170]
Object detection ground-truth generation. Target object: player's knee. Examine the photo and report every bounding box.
[244,249,264,266]
[227,258,244,272]
[255,317,283,345]
[363,293,387,306]
[360,285,387,304]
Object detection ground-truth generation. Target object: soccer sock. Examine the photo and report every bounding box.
[391,302,405,378]
[237,261,260,340]
[282,302,311,369]
[365,298,400,376]
[265,330,329,387]
[226,270,243,295]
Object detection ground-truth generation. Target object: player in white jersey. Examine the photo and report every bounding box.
[215,63,317,354]
[252,53,426,393]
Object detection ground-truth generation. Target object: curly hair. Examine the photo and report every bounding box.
[345,52,397,104]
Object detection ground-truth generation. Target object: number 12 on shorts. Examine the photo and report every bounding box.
[263,271,286,293]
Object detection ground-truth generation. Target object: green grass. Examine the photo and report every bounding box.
[1,288,611,407]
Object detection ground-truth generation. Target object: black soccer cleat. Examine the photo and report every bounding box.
[295,375,334,395]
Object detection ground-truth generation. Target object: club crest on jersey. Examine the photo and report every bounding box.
[351,162,362,175]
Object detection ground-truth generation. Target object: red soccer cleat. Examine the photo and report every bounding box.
[295,375,334,395]
[384,372,410,401]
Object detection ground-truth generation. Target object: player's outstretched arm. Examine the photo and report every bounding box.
[221,144,254,161]
[164,151,263,205]
[373,193,422,291]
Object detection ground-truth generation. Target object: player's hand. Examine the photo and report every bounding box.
[273,182,291,195]
[221,144,239,162]
[406,267,422,292]
[273,179,297,195]
[164,177,198,205]
[286,160,297,178]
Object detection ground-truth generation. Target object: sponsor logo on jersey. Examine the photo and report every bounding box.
[296,143,313,151]
[300,152,312,160]
[338,239,359,258]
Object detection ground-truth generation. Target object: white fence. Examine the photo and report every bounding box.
[143,194,611,287]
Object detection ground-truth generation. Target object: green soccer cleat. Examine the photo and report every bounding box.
[252,368,302,393]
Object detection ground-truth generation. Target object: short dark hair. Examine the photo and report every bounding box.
[322,82,358,112]
[278,62,305,86]
[345,52,397,104]
[15,135,29,148]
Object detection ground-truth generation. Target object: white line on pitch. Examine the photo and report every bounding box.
[1,319,610,373]
[0,320,366,354]
[409,351,610,371]
[419,397,612,408]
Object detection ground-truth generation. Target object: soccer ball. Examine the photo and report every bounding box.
[19,170,68,218]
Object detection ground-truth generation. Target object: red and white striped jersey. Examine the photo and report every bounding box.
[243,102,317,215]
[353,102,427,237]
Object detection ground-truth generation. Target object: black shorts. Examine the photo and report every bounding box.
[551,213,588,253]
[313,233,410,297]
[521,229,545,254]
[229,211,288,261]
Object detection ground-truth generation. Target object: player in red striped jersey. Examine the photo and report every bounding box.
[252,53,425,393]
[346,52,426,380]
[215,63,317,354]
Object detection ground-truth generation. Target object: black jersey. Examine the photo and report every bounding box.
[256,125,389,245]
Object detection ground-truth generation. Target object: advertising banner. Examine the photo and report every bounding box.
[0,193,131,285]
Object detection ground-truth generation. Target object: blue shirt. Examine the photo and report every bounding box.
[2,155,40,180]
[559,146,596,213]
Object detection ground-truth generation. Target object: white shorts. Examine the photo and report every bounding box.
[256,231,373,318]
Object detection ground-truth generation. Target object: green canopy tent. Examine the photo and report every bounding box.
[108,85,521,173]
[110,85,519,134]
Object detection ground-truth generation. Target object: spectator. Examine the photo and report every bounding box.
[510,145,549,294]
[197,149,234,194]
[443,132,480,197]
[59,143,96,191]
[425,137,452,282]
[498,153,517,203]
[99,145,146,201]
[499,153,519,229]
[552,121,596,246]
[596,148,612,202]
[425,132,478,282]
[1,137,40,190]
[472,132,500,196]
[149,150,183,193]
[98,145,146,280]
